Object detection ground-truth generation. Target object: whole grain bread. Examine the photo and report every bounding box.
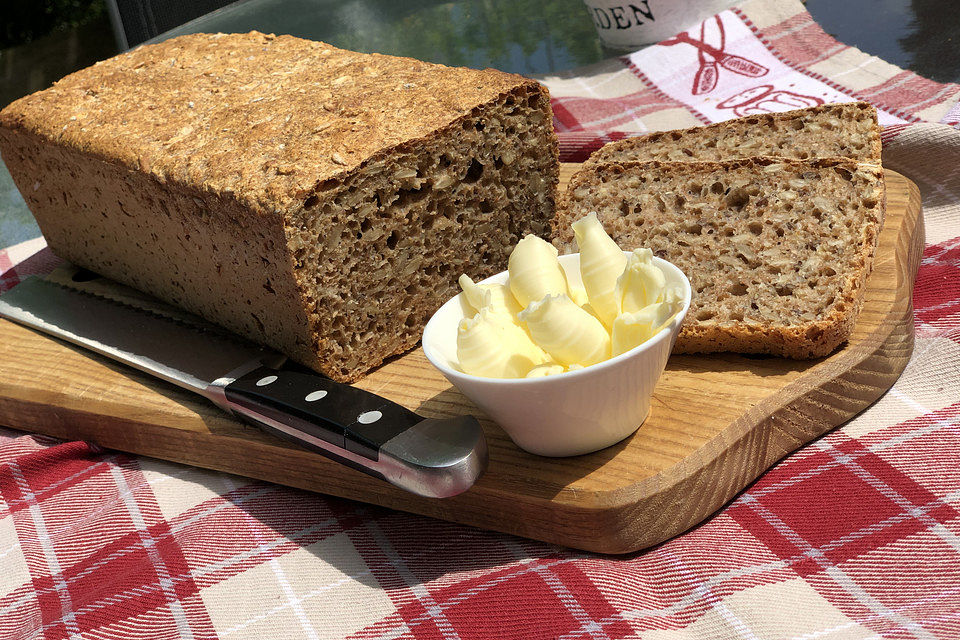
[0,32,559,382]
[586,102,881,166]
[553,158,886,358]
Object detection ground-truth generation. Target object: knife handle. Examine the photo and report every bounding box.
[220,365,488,498]
[223,366,422,461]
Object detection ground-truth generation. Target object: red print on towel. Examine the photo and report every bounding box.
[717,85,824,117]
[661,15,768,95]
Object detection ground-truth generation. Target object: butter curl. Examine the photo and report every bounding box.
[508,235,568,308]
[458,274,522,318]
[518,294,611,367]
[611,286,685,356]
[457,308,550,378]
[573,213,628,327]
[617,248,666,314]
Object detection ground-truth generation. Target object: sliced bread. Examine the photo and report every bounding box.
[553,158,886,358]
[586,102,881,166]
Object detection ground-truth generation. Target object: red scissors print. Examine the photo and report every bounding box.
[661,16,768,95]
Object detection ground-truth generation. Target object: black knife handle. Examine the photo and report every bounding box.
[223,365,422,461]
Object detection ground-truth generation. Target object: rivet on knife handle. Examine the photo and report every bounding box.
[221,366,488,498]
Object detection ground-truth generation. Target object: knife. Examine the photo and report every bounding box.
[0,275,487,498]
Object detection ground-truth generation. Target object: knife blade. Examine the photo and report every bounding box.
[0,276,487,498]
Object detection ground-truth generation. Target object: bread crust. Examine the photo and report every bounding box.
[0,32,539,214]
[554,157,886,359]
[585,102,881,167]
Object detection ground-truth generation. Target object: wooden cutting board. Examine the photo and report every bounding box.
[0,166,923,554]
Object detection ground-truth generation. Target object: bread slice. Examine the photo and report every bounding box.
[553,158,886,358]
[586,102,881,166]
[0,32,559,382]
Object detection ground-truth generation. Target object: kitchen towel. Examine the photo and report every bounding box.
[1,0,960,637]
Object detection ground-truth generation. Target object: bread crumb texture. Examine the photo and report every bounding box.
[554,157,885,358]
[0,32,559,381]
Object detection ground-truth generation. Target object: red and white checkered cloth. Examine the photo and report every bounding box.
[2,0,960,637]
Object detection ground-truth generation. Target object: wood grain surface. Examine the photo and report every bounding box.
[0,167,923,553]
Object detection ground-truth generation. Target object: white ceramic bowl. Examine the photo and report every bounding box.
[422,252,691,457]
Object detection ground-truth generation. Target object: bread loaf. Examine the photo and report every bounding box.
[553,158,885,358]
[586,102,881,166]
[0,32,559,382]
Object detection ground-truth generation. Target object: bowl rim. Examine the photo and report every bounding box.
[421,252,692,386]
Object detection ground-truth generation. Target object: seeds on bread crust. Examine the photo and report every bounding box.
[586,102,881,167]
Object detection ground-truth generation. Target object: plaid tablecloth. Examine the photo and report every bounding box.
[2,0,960,637]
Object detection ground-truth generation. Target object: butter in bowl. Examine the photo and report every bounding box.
[422,214,691,457]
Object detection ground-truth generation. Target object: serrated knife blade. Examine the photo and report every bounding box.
[0,277,282,394]
[0,276,487,498]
